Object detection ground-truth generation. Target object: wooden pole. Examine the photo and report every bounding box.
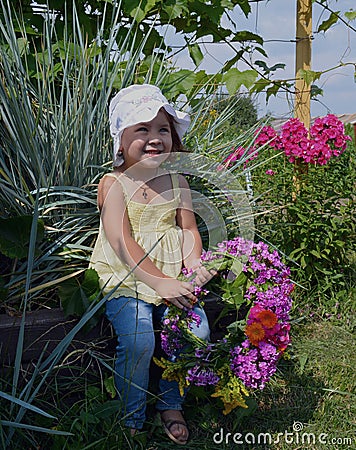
[293,0,312,199]
[295,0,312,129]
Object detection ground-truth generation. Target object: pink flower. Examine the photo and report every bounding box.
[217,146,245,170]
[254,126,280,149]
[218,146,258,170]
[260,115,351,166]
[265,169,275,176]
[247,304,265,323]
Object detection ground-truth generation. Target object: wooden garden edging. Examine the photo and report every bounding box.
[0,308,116,368]
[0,295,234,370]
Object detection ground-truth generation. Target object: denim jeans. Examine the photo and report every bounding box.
[105,296,210,429]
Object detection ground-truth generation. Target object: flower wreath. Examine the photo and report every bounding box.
[154,237,294,415]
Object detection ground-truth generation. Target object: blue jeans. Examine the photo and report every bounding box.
[105,296,210,429]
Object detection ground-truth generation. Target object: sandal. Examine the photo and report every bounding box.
[160,411,189,445]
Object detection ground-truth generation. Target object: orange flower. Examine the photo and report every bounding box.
[256,310,278,329]
[245,322,265,346]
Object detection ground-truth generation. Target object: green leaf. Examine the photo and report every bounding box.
[16,38,28,56]
[222,272,247,308]
[0,420,73,435]
[221,51,244,72]
[163,69,197,98]
[298,354,308,375]
[311,84,323,97]
[230,269,247,285]
[310,250,321,258]
[254,46,268,58]
[344,10,356,21]
[223,68,258,94]
[91,400,123,419]
[251,78,271,94]
[59,269,101,318]
[188,43,204,66]
[298,69,322,86]
[317,11,340,33]
[194,70,222,89]
[231,31,263,45]
[163,0,189,18]
[0,216,44,259]
[265,82,280,101]
[82,268,101,296]
[255,60,285,74]
[226,319,246,333]
[233,0,251,17]
[104,376,117,399]
[221,0,234,8]
[0,391,56,419]
[59,280,87,317]
[230,258,244,277]
[129,0,159,22]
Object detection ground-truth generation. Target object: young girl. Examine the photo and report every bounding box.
[90,84,213,444]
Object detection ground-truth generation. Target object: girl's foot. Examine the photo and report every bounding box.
[160,410,189,445]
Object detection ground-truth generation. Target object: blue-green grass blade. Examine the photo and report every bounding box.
[0,391,56,419]
[1,421,73,436]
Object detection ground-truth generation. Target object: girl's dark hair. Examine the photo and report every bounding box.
[164,109,189,152]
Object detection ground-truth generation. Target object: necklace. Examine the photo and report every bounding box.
[123,170,159,199]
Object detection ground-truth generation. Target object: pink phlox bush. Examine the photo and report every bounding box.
[254,114,351,166]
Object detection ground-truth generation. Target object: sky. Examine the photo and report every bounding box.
[166,0,356,119]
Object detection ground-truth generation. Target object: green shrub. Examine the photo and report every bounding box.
[250,141,355,313]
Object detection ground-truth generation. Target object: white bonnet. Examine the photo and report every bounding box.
[109,84,190,166]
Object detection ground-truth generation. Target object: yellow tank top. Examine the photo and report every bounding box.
[89,172,183,305]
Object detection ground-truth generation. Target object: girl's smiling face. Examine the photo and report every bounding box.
[120,109,173,169]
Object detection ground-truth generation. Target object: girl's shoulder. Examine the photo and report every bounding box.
[177,173,190,189]
[98,171,124,190]
[97,171,125,210]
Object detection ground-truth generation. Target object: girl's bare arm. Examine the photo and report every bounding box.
[176,175,216,286]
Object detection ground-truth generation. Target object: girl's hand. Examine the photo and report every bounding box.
[191,264,217,287]
[154,278,197,309]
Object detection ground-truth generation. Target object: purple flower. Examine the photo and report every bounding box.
[161,329,184,357]
[195,348,205,358]
[230,341,280,390]
[187,365,220,386]
[186,309,202,330]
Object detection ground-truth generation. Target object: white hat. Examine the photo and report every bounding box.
[109,84,190,166]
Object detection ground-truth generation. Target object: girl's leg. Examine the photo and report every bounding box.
[105,296,155,430]
[155,303,210,412]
